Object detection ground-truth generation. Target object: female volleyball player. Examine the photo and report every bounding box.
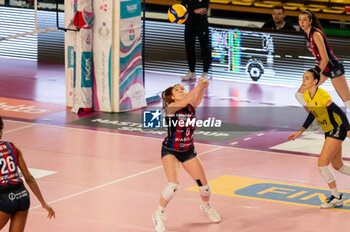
[289,69,350,209]
[295,10,350,110]
[0,117,55,231]
[152,79,221,232]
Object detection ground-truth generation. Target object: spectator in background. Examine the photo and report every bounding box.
[262,6,296,31]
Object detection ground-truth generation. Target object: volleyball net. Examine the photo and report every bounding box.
[0,0,75,42]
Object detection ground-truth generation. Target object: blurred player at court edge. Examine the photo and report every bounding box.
[295,10,350,112]
[0,116,55,231]
[289,69,350,209]
[181,0,211,81]
[152,78,221,232]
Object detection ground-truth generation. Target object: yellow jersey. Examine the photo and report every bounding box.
[303,87,342,132]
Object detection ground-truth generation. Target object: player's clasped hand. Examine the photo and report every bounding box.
[198,78,209,87]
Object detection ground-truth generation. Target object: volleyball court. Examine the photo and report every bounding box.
[1,64,350,231]
[1,1,350,232]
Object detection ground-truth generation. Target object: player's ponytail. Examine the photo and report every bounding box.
[162,86,175,109]
[0,116,3,130]
[300,10,323,31]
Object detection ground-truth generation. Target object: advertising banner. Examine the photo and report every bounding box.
[118,0,146,111]
[72,0,93,113]
[65,0,146,113]
[93,0,113,112]
[64,0,77,107]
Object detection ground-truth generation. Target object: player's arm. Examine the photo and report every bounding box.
[326,100,350,133]
[313,31,329,73]
[191,79,209,107]
[288,113,315,141]
[16,146,55,218]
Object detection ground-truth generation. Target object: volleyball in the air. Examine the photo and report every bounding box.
[168,4,188,24]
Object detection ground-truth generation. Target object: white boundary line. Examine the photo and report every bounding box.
[0,27,58,41]
[3,124,35,134]
[30,147,223,209]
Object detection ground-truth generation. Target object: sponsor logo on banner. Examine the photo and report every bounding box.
[121,0,141,19]
[67,46,76,91]
[129,24,135,41]
[84,32,92,45]
[127,4,137,13]
[81,29,92,48]
[99,49,111,105]
[81,51,92,87]
[0,97,65,120]
[101,51,106,87]
[98,22,110,40]
[67,46,76,68]
[99,0,109,12]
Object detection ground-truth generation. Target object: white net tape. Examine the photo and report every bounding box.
[0,27,58,41]
[0,0,59,41]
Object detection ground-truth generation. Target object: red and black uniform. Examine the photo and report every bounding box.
[162,104,198,162]
[0,141,30,215]
[307,27,345,79]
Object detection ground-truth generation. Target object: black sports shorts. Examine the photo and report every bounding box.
[323,63,345,79]
[325,125,347,141]
[0,183,30,215]
[161,146,197,163]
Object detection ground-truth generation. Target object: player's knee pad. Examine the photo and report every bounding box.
[161,183,179,201]
[295,92,307,106]
[338,163,350,175]
[344,100,350,110]
[199,184,211,197]
[319,166,335,183]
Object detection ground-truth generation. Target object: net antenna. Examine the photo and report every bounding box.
[0,0,77,42]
